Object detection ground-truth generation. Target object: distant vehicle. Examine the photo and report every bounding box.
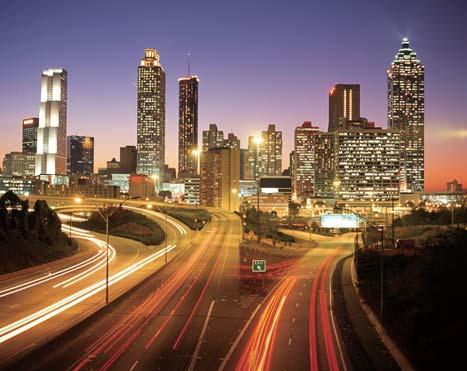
[395,239,415,249]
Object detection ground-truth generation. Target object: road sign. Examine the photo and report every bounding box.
[252,259,266,272]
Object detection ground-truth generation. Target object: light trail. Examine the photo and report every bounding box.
[0,227,105,298]
[235,277,296,371]
[0,244,176,345]
[72,227,220,371]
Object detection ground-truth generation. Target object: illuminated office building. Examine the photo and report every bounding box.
[328,84,360,132]
[202,124,224,152]
[67,135,94,174]
[313,132,336,198]
[22,117,39,154]
[294,121,319,198]
[258,124,282,177]
[335,124,400,201]
[178,76,199,177]
[36,68,67,175]
[137,48,165,181]
[200,147,240,211]
[2,152,36,177]
[388,38,425,192]
[224,133,240,149]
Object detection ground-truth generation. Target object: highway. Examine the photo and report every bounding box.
[223,233,354,371]
[9,204,360,371]
[0,203,190,368]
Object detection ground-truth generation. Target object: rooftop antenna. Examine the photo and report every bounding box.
[187,52,191,77]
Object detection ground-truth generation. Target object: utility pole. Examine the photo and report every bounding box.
[380,226,384,319]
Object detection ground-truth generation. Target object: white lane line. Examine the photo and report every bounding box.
[188,300,216,371]
[129,360,139,371]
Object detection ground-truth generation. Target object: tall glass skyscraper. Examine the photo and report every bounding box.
[178,76,199,178]
[388,38,425,192]
[35,68,67,175]
[136,49,165,180]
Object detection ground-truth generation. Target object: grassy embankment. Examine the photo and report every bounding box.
[77,208,165,245]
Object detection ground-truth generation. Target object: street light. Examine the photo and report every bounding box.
[333,180,341,207]
[74,196,136,304]
[254,136,262,241]
[151,174,159,197]
[192,148,201,209]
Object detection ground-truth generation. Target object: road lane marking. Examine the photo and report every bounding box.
[188,300,216,371]
[129,360,139,371]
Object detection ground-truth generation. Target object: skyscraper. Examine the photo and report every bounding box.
[224,133,240,149]
[294,121,319,198]
[136,48,165,180]
[200,147,240,211]
[259,124,282,177]
[120,145,137,174]
[388,38,425,192]
[36,68,67,175]
[178,76,199,178]
[22,117,39,154]
[67,135,94,174]
[202,124,224,152]
[328,84,360,132]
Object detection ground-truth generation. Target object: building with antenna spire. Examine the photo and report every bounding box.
[178,54,199,178]
[387,37,425,193]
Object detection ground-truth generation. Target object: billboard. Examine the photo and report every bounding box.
[321,213,361,229]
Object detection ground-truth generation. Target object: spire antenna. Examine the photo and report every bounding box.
[187,52,191,77]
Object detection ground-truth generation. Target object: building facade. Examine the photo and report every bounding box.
[294,121,319,198]
[120,145,137,174]
[313,132,336,198]
[36,68,67,175]
[335,126,400,201]
[200,147,240,211]
[202,124,224,152]
[388,38,425,193]
[224,133,240,149]
[22,117,39,154]
[2,152,36,177]
[328,84,360,132]
[67,135,94,174]
[136,48,165,181]
[178,76,199,178]
[259,124,282,177]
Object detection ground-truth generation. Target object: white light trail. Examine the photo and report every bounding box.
[0,244,176,345]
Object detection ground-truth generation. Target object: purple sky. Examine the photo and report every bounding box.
[1,0,466,191]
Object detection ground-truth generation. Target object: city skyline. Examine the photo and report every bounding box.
[1,1,466,191]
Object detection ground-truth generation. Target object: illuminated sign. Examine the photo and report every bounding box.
[321,214,361,228]
[252,259,266,272]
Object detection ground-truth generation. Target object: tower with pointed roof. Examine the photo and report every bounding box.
[387,38,425,193]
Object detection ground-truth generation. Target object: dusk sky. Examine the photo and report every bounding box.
[1,0,466,191]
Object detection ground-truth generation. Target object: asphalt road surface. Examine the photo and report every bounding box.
[0,204,190,368]
[10,208,362,371]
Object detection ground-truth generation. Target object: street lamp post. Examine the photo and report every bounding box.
[254,136,262,241]
[333,180,341,208]
[192,149,201,210]
[380,226,384,319]
[74,196,134,305]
